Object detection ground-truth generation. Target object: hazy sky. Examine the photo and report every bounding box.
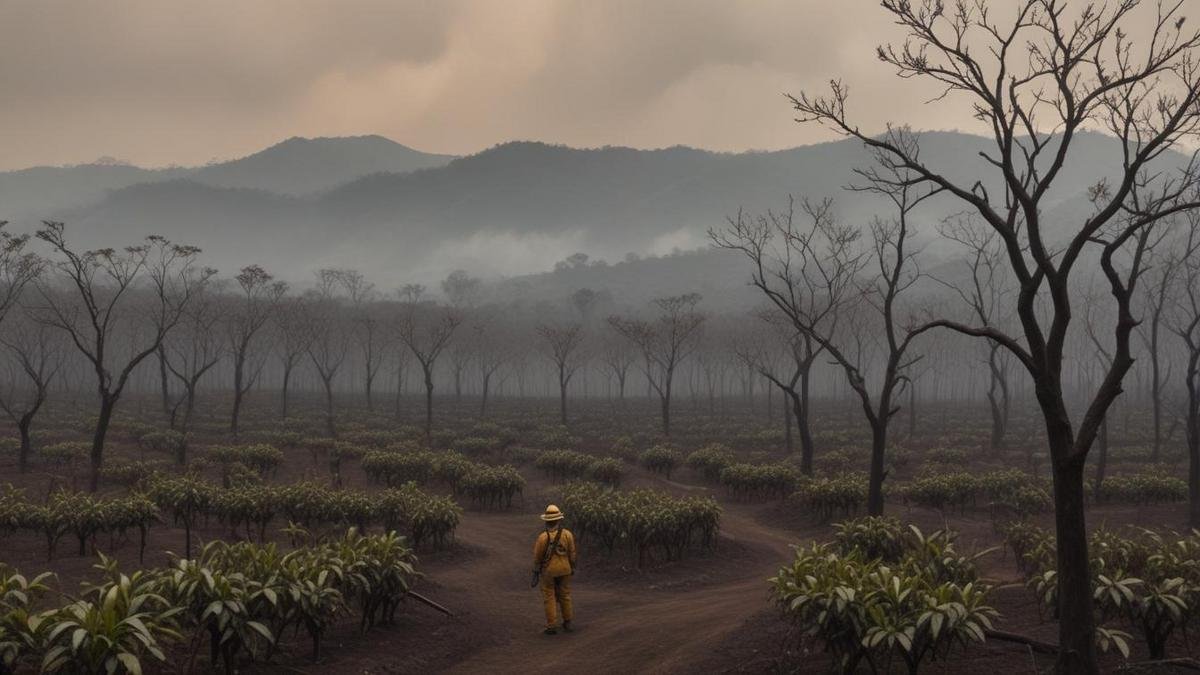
[1,0,1152,170]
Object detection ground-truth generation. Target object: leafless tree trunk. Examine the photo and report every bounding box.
[0,312,62,472]
[784,4,1200,668]
[34,223,212,491]
[609,294,705,436]
[1169,214,1200,527]
[397,300,460,440]
[227,265,285,437]
[538,321,587,425]
[305,269,350,438]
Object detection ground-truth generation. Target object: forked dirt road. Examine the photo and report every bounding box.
[433,499,802,674]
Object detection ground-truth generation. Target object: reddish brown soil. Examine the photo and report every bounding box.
[3,397,1197,673]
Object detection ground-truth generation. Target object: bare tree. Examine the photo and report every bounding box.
[162,290,222,461]
[474,314,513,417]
[787,3,1200,668]
[608,293,705,436]
[740,309,824,474]
[339,269,387,411]
[397,300,461,440]
[715,157,932,516]
[273,296,311,420]
[0,222,42,321]
[1082,282,1118,494]
[600,330,636,408]
[1138,241,1182,461]
[937,216,1013,452]
[392,342,411,419]
[1169,211,1200,527]
[0,311,63,472]
[537,321,587,425]
[226,265,286,436]
[34,223,213,491]
[305,269,350,437]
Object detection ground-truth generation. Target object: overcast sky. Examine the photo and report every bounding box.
[1,0,1165,170]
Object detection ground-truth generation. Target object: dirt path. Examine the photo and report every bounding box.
[427,494,802,675]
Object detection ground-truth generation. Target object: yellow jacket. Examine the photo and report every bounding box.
[533,526,577,578]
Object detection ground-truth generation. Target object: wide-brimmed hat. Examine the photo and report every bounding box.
[540,504,565,522]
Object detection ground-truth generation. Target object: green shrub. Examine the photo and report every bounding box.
[361,450,435,487]
[558,482,720,567]
[770,536,996,673]
[1094,472,1188,505]
[535,450,595,481]
[639,446,682,479]
[588,458,623,487]
[686,444,734,482]
[718,463,798,500]
[791,474,868,520]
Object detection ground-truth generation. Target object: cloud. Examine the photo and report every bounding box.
[1,0,1173,170]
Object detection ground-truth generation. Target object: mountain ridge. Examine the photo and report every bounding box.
[3,130,1188,289]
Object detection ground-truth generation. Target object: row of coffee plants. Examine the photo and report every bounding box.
[0,486,158,562]
[771,516,997,673]
[0,528,419,674]
[1002,523,1200,659]
[638,446,683,479]
[361,449,527,508]
[208,443,285,477]
[791,474,869,521]
[718,463,799,501]
[685,444,735,482]
[557,482,720,567]
[148,477,461,555]
[1091,472,1188,505]
[898,469,1051,518]
[535,449,624,485]
[0,477,459,562]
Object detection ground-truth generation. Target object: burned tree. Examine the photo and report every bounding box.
[34,223,213,490]
[537,320,587,425]
[937,216,1013,453]
[715,153,933,517]
[162,289,222,461]
[0,312,62,473]
[737,309,823,474]
[305,269,350,437]
[273,295,311,420]
[608,294,705,436]
[397,299,461,440]
[226,265,286,437]
[1170,211,1200,527]
[787,3,1200,669]
[339,269,386,411]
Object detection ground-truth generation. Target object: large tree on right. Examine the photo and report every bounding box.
[788,2,1200,672]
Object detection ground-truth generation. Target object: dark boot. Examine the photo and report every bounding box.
[543,627,557,635]
[562,620,573,633]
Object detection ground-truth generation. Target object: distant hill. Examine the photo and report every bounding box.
[3,130,1189,288]
[0,135,456,220]
[189,135,457,196]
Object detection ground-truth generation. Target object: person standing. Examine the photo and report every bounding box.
[531,504,577,635]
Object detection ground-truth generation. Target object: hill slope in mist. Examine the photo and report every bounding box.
[189,135,457,196]
[5,130,1185,289]
[0,135,455,219]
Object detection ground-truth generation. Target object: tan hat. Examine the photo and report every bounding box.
[540,504,565,522]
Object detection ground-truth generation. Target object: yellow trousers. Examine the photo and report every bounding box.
[540,573,573,629]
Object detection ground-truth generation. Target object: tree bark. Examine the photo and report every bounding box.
[867,422,887,516]
[322,376,336,438]
[90,395,117,492]
[423,368,435,441]
[230,347,246,437]
[1051,456,1099,674]
[280,365,293,419]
